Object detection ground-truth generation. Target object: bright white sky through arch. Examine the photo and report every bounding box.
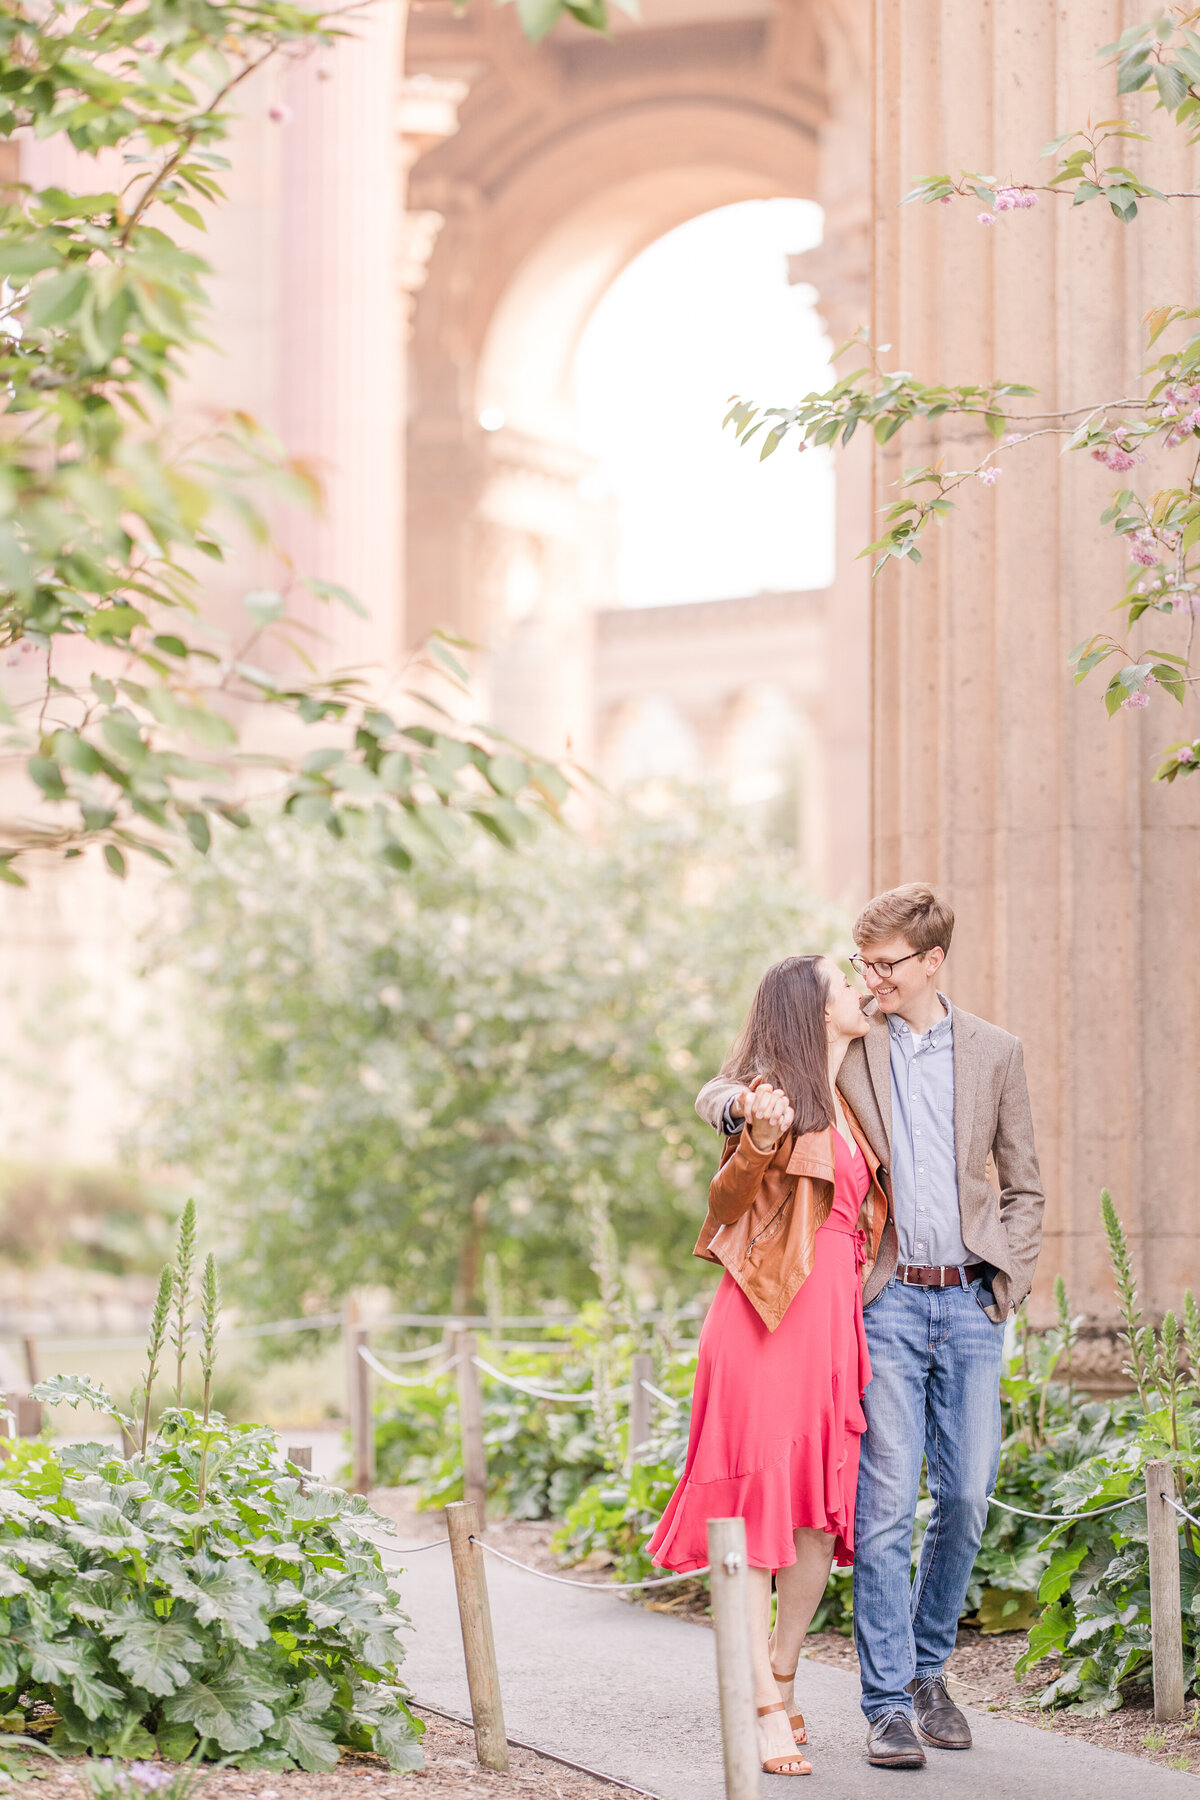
[574,198,835,608]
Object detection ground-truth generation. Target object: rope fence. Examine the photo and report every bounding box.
[472,1536,707,1591]
[358,1346,459,1388]
[987,1491,1140,1522]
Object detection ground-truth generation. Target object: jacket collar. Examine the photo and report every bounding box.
[783,1094,882,1184]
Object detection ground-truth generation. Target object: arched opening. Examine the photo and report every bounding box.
[403,7,871,893]
[575,198,834,607]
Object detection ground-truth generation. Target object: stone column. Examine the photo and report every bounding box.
[872,0,1200,1322]
[795,0,874,907]
[275,2,406,669]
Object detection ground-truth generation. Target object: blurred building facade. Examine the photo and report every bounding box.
[4,0,1199,1342]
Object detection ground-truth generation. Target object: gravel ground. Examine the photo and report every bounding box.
[8,1716,626,1800]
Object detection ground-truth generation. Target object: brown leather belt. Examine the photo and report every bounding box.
[897,1263,985,1289]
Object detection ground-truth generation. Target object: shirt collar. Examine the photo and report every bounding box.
[887,992,953,1049]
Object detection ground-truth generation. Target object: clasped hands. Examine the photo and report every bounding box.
[736,1083,795,1154]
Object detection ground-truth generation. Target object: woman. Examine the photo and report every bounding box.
[646,956,889,1777]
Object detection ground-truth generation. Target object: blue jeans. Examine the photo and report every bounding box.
[852,1275,1005,1721]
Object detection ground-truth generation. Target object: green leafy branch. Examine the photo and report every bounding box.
[0,1,580,881]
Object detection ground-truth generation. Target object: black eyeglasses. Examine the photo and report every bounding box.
[850,950,924,981]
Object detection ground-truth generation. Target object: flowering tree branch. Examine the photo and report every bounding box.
[727,8,1200,784]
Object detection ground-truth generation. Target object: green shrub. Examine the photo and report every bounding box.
[0,1395,423,1768]
[375,1350,607,1520]
[0,1203,423,1770]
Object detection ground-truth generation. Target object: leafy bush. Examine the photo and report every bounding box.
[552,1387,697,1586]
[150,799,842,1319]
[1010,1194,1200,1714]
[0,1413,422,1769]
[0,1206,423,1770]
[376,1350,607,1520]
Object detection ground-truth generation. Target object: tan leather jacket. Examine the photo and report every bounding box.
[694,1084,890,1332]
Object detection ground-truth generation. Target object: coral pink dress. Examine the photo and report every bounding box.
[647,1132,872,1572]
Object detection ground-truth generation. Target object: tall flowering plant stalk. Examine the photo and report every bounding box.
[171,1199,197,1411]
[726,11,1200,783]
[138,1266,172,1455]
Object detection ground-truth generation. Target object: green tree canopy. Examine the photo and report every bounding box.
[146,800,842,1317]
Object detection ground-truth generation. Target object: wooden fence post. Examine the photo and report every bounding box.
[445,1500,508,1771]
[286,1443,312,1496]
[21,1337,38,1391]
[628,1353,653,1471]
[706,1517,762,1800]
[15,1397,42,1439]
[344,1298,375,1495]
[454,1327,487,1528]
[1146,1458,1185,1721]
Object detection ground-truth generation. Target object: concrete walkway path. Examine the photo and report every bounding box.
[392,1536,1196,1800]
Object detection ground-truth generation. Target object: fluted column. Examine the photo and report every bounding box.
[275,2,405,669]
[872,1,1200,1321]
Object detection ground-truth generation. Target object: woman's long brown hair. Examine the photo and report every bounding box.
[719,955,834,1138]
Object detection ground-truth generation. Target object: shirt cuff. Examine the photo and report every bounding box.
[721,1098,743,1136]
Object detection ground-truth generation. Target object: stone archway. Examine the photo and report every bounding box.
[402,0,871,895]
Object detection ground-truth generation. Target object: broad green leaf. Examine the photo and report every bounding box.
[103,1615,207,1697]
[30,1373,115,1414]
[163,1676,273,1753]
[371,1712,425,1771]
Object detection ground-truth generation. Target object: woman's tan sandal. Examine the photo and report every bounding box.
[757,1702,812,1775]
[771,1667,807,1744]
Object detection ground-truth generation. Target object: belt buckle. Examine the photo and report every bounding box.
[900,1264,917,1286]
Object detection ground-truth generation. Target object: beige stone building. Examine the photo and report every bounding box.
[4,0,1199,1338]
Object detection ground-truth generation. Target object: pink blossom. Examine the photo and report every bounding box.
[1129,527,1162,568]
[1120,690,1151,710]
[1188,385,1200,403]
[940,195,953,205]
[1002,432,1023,447]
[1178,746,1197,763]
[1170,592,1200,615]
[268,103,292,124]
[1165,407,1200,448]
[978,465,1002,486]
[977,212,995,226]
[993,185,1037,210]
[1092,444,1138,472]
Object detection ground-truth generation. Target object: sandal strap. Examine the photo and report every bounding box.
[762,1756,812,1775]
[772,1667,798,1682]
[757,1702,787,1718]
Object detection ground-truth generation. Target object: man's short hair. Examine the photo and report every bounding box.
[853,882,954,956]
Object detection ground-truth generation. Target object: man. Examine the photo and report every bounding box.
[696,882,1044,1770]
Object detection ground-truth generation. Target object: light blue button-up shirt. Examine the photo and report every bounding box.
[888,993,969,1267]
